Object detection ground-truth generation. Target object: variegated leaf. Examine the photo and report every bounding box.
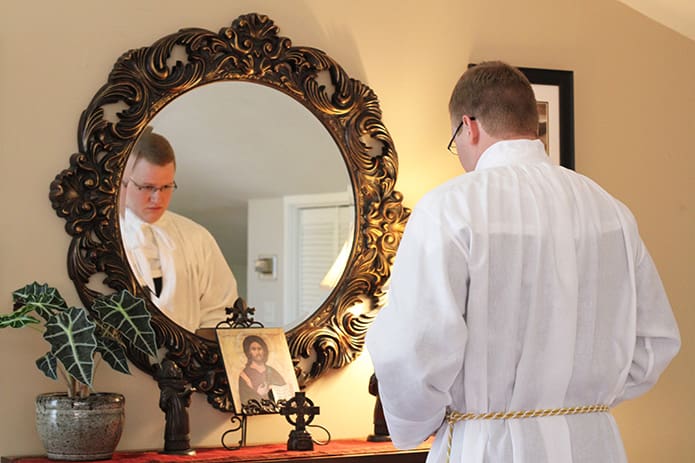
[97,338,130,375]
[36,353,58,380]
[12,282,68,321]
[43,308,97,387]
[92,290,157,358]
[0,305,40,328]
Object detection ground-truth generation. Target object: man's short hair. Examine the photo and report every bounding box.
[130,126,176,168]
[448,61,539,138]
[243,335,269,363]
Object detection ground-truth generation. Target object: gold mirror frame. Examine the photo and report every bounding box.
[49,13,409,411]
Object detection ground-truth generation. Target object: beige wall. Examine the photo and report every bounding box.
[1,0,692,460]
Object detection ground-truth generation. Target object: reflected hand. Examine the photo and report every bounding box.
[257,382,270,398]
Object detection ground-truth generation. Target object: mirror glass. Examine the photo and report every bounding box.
[121,82,354,332]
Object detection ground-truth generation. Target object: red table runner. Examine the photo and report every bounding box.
[4,439,431,463]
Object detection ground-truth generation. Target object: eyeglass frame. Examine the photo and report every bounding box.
[127,177,178,195]
[447,116,476,155]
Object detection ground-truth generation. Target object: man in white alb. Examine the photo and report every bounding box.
[120,127,239,332]
[366,61,680,462]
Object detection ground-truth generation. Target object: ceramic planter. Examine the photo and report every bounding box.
[35,392,125,461]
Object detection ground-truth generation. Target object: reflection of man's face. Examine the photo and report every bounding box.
[249,341,266,364]
[125,159,176,224]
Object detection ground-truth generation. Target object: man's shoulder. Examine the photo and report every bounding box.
[159,211,220,246]
[163,211,211,233]
[404,173,481,231]
[416,171,483,209]
[565,169,636,215]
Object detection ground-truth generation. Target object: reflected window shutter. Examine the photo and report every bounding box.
[297,206,351,314]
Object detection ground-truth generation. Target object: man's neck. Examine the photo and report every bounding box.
[249,361,266,371]
[473,133,538,170]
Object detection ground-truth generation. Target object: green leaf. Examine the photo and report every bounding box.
[43,308,97,387]
[12,282,68,321]
[0,305,40,328]
[36,353,58,380]
[92,290,157,358]
[97,338,130,375]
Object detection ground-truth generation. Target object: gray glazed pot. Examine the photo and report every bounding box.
[35,392,125,461]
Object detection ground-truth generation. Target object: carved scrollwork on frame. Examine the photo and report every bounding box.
[49,13,409,411]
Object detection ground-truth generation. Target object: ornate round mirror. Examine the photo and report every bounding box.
[50,13,409,412]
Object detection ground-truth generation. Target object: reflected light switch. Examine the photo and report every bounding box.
[254,255,277,280]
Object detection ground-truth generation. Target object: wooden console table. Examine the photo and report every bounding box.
[1,438,430,463]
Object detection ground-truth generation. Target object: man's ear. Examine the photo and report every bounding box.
[464,115,479,144]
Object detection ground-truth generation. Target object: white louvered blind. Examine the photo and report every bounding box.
[296,205,352,316]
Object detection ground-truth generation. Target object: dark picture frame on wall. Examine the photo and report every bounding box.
[517,67,575,170]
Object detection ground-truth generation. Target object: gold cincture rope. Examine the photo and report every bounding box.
[445,404,609,463]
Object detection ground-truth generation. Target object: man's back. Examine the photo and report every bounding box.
[367,140,680,462]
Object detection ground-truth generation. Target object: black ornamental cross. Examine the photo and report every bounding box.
[281,392,320,432]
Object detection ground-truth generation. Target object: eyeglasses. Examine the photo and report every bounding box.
[128,177,178,195]
[447,117,476,155]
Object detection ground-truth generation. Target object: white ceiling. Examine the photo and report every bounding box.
[618,0,695,41]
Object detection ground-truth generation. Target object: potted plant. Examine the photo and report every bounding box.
[1,282,158,461]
